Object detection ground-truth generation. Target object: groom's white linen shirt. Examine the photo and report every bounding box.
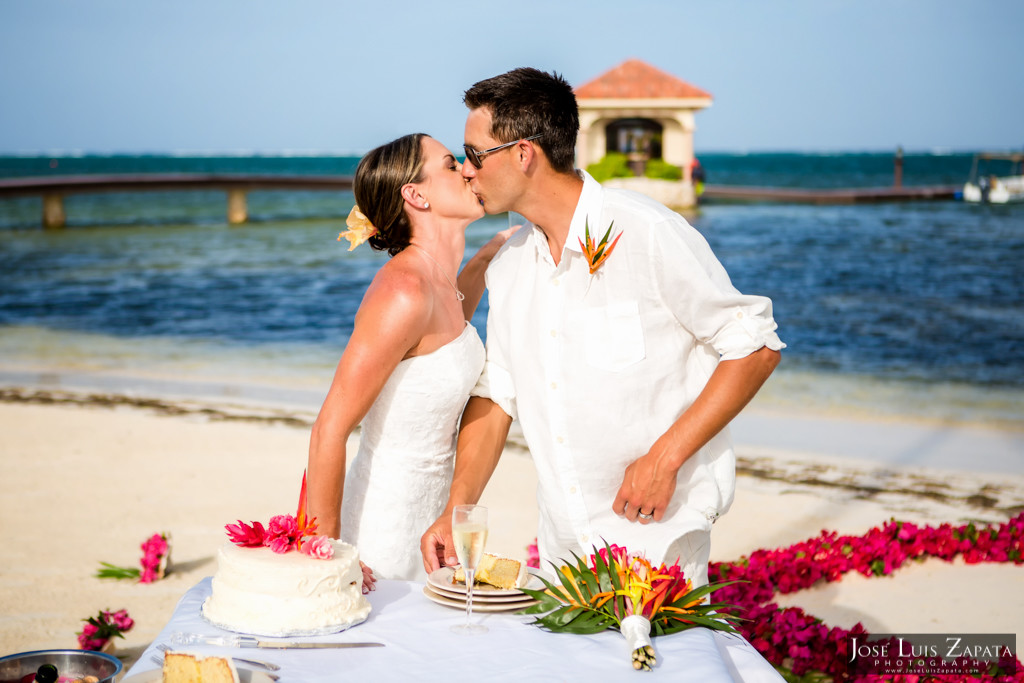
[474,170,784,568]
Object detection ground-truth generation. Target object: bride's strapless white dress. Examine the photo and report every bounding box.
[340,322,485,581]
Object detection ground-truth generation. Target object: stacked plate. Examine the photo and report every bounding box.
[423,566,542,613]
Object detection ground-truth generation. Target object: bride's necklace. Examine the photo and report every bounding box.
[410,244,465,302]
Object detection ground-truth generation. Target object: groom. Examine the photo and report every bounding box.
[420,67,784,586]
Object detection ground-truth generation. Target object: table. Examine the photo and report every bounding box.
[123,578,783,681]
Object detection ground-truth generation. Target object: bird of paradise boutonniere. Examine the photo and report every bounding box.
[519,543,741,671]
[579,217,622,274]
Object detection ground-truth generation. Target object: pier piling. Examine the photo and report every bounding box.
[227,189,248,225]
[42,193,66,229]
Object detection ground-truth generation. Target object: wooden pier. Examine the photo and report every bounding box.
[701,184,959,205]
[0,174,355,228]
[0,173,961,228]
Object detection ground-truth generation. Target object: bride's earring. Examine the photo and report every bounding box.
[423,201,429,209]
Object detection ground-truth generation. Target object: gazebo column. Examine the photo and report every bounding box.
[661,112,695,170]
[577,110,605,170]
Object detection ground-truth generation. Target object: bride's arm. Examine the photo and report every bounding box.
[457,226,516,320]
[306,265,431,540]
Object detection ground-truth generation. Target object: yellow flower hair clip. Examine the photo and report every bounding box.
[337,205,378,251]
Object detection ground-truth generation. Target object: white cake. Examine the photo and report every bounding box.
[202,539,371,636]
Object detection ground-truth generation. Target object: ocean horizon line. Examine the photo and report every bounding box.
[0,147,1010,160]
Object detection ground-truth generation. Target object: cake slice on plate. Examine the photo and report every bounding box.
[453,553,522,590]
[162,651,240,683]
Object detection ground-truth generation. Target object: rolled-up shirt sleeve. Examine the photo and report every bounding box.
[651,217,785,361]
[470,263,519,420]
[471,355,517,420]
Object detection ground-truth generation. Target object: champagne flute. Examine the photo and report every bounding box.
[450,504,488,635]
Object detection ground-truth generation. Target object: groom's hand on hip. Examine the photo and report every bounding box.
[420,517,455,573]
[612,450,680,524]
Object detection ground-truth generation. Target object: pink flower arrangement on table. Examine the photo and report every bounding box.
[225,471,334,559]
[95,532,171,582]
[77,608,133,651]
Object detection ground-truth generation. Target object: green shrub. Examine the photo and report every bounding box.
[586,153,632,182]
[587,154,684,182]
[643,158,683,181]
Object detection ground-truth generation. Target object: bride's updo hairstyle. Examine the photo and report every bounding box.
[353,133,427,257]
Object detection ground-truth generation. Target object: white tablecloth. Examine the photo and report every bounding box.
[124,578,782,682]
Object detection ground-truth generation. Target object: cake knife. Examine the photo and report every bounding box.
[172,632,385,649]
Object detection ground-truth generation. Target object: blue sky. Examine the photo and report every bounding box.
[1,0,1021,155]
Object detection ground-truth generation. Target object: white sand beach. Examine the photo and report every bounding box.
[1,387,1022,675]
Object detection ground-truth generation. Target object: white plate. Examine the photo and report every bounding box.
[426,581,542,602]
[421,585,538,612]
[427,566,543,597]
[123,668,276,683]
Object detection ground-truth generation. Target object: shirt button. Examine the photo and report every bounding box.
[569,486,577,494]
[549,329,557,337]
[552,278,560,286]
[580,534,590,544]
[736,311,744,319]
[556,436,565,444]
[550,382,558,390]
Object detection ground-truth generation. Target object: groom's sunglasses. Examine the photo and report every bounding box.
[463,134,543,169]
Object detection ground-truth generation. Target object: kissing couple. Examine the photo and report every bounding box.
[304,67,784,592]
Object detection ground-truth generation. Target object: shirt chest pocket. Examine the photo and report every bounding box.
[572,301,647,372]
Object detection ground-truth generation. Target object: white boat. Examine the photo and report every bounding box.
[962,152,1024,204]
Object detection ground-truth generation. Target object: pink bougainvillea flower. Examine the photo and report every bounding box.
[526,541,540,569]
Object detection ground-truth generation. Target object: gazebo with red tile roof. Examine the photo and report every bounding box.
[574,59,712,207]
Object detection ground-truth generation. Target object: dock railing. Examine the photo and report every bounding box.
[0,172,960,228]
[0,174,355,228]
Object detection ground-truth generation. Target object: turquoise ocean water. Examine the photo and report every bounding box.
[0,152,1021,427]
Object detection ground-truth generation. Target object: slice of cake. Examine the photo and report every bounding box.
[453,553,522,590]
[161,651,239,683]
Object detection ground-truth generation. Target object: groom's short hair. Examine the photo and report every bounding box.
[464,67,579,174]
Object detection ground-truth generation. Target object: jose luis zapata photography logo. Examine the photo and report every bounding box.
[848,633,1017,677]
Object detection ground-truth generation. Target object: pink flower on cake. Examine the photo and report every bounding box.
[268,514,300,538]
[224,471,332,559]
[267,534,297,554]
[225,520,267,547]
[301,535,335,560]
[265,514,301,553]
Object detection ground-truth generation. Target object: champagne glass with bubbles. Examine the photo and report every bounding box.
[451,504,488,635]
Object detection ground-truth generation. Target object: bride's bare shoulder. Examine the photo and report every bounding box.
[357,253,433,329]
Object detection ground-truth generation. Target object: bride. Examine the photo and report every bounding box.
[306,133,510,587]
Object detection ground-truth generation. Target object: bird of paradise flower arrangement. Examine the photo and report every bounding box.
[579,217,622,275]
[520,543,741,671]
